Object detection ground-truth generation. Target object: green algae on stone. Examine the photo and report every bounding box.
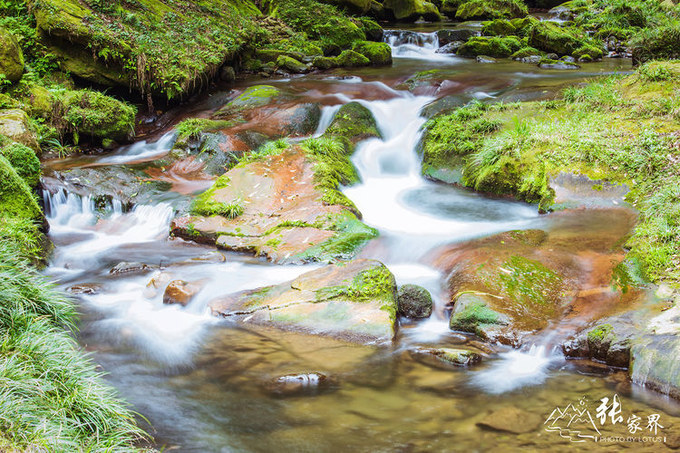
[528,22,603,58]
[334,50,370,68]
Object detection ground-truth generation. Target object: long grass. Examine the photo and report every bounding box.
[0,238,149,451]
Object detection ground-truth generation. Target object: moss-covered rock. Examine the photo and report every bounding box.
[30,0,262,100]
[0,109,39,153]
[481,19,516,37]
[313,56,339,70]
[214,85,281,118]
[0,27,24,83]
[334,50,371,67]
[276,55,308,73]
[457,36,522,57]
[56,90,137,142]
[358,18,383,42]
[449,293,509,338]
[208,259,398,343]
[0,155,42,224]
[383,0,442,22]
[511,46,543,59]
[352,41,392,66]
[263,0,366,53]
[397,284,433,319]
[1,143,41,188]
[528,21,603,58]
[455,0,528,20]
[324,101,382,151]
[410,346,482,368]
[320,0,373,13]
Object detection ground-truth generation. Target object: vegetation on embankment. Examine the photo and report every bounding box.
[420,60,680,285]
[0,184,149,450]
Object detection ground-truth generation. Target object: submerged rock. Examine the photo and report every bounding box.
[109,262,153,276]
[410,347,482,368]
[265,372,336,396]
[209,259,398,343]
[476,55,497,63]
[477,407,542,434]
[397,284,433,319]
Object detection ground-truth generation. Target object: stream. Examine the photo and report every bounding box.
[41,27,680,451]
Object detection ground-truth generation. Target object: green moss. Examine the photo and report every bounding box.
[383,0,442,22]
[276,55,307,73]
[312,56,338,70]
[1,142,40,187]
[351,41,392,66]
[324,101,381,149]
[190,173,245,219]
[334,49,370,67]
[483,255,562,307]
[262,0,365,53]
[29,0,262,100]
[0,155,41,223]
[175,118,234,140]
[455,0,528,20]
[457,36,523,58]
[449,296,503,333]
[511,46,542,59]
[215,85,281,117]
[50,89,136,142]
[482,19,516,37]
[587,323,614,343]
[529,22,603,57]
[0,27,24,83]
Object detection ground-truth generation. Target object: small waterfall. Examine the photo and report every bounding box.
[98,131,176,164]
[473,344,563,393]
[384,30,450,60]
[44,189,174,270]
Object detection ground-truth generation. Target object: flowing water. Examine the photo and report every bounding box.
[41,28,680,451]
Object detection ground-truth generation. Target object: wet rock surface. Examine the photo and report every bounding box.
[209,259,398,343]
[397,284,433,319]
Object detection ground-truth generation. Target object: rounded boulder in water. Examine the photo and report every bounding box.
[397,284,433,319]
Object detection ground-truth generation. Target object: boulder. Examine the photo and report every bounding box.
[0,109,39,152]
[481,19,516,37]
[352,41,392,66]
[436,29,479,46]
[172,102,380,263]
[0,28,24,83]
[334,50,370,67]
[528,22,603,59]
[397,284,433,319]
[163,280,202,306]
[208,259,398,343]
[383,0,442,22]
[276,55,308,73]
[538,59,580,70]
[457,36,522,58]
[435,41,465,54]
[320,0,373,14]
[215,85,281,118]
[429,213,643,345]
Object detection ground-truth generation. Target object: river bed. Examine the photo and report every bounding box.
[41,27,680,452]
